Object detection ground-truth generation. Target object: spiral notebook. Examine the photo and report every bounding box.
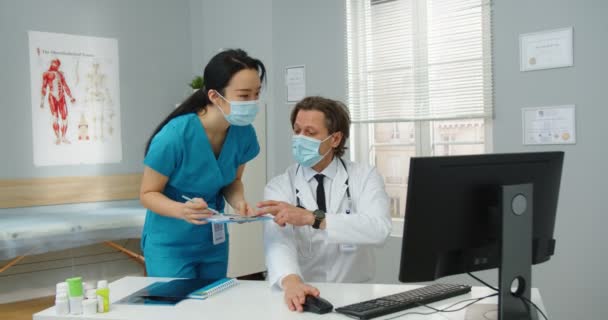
[187,278,239,299]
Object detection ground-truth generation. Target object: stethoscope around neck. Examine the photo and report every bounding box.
[295,157,352,214]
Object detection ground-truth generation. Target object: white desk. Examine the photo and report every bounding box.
[34,276,546,320]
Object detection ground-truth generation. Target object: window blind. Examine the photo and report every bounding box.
[346,0,493,123]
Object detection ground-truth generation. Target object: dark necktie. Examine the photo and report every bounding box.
[314,174,326,212]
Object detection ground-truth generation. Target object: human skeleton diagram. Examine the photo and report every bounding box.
[84,61,114,141]
[40,58,76,145]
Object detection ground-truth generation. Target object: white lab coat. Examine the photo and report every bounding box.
[263,158,392,289]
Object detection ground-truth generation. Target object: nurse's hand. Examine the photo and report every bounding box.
[234,201,256,216]
[256,200,314,227]
[282,274,320,312]
[181,197,213,225]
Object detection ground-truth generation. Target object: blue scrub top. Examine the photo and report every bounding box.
[142,113,260,257]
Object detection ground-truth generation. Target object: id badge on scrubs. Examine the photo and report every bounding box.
[212,223,226,245]
[340,244,357,252]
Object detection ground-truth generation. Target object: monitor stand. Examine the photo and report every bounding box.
[465,184,539,320]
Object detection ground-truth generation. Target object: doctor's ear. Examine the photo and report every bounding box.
[331,132,343,148]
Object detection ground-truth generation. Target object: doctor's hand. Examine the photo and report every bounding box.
[181,197,213,225]
[256,200,314,227]
[282,274,320,312]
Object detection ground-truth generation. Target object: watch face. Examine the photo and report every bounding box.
[314,209,325,219]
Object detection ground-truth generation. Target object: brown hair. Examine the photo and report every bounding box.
[290,96,351,157]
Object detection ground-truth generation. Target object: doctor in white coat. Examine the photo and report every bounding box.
[257,96,392,312]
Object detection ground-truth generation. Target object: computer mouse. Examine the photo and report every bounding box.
[302,295,334,314]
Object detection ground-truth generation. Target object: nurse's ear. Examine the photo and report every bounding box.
[207,89,224,107]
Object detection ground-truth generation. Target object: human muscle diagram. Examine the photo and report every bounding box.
[40,58,76,145]
[29,31,122,166]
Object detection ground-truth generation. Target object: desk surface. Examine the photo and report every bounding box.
[34,276,545,320]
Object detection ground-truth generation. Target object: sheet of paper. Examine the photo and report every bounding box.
[520,27,573,71]
[286,65,305,102]
[522,105,576,145]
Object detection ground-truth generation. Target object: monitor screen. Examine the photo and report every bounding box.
[399,151,563,283]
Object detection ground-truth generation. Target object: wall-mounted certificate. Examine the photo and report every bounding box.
[522,105,576,145]
[520,27,573,72]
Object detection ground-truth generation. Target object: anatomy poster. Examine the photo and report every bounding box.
[28,31,122,166]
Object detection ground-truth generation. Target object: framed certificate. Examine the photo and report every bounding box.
[522,105,576,145]
[520,27,573,71]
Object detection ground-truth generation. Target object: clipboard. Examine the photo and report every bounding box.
[206,213,273,224]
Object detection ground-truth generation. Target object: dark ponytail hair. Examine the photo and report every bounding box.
[145,49,266,154]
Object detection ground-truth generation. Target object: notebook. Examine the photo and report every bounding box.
[187,278,239,299]
[137,278,238,302]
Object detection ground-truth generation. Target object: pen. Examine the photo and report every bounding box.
[181,195,220,215]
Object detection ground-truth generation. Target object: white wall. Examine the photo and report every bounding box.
[491,1,608,318]
[269,0,347,177]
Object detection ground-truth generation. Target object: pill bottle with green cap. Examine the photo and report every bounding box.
[66,277,83,315]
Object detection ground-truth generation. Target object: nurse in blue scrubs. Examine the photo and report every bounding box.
[139,49,266,278]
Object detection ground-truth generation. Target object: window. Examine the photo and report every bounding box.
[346,0,493,230]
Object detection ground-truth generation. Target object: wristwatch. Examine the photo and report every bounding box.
[312,209,326,229]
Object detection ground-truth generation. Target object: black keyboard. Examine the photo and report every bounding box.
[335,283,472,320]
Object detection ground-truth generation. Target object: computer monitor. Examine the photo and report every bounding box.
[399,151,563,320]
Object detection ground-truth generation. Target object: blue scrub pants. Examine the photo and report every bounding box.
[144,241,229,279]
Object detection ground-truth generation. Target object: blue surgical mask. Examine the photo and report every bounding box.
[292,134,333,167]
[215,92,259,126]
